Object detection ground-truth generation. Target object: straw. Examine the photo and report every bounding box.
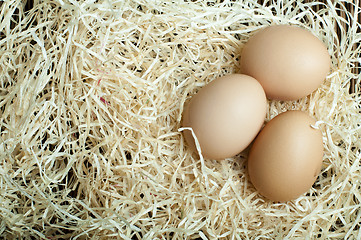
[0,0,360,238]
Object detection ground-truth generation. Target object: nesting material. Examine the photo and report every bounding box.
[0,0,360,239]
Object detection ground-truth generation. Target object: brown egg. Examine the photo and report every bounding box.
[240,25,331,101]
[248,110,323,202]
[182,74,267,160]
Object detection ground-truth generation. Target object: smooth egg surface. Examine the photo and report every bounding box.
[248,110,324,202]
[182,74,267,160]
[240,25,331,101]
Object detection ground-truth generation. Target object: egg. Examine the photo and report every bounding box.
[247,110,324,202]
[240,25,331,101]
[182,74,267,160]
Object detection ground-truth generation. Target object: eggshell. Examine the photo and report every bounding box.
[247,110,323,202]
[182,74,267,160]
[240,25,331,101]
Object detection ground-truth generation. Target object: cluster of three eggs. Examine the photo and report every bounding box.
[181,25,331,202]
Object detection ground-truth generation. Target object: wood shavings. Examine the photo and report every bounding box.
[0,0,360,239]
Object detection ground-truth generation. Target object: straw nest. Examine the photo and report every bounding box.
[1,0,360,239]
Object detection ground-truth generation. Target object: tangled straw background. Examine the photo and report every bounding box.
[0,0,360,239]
